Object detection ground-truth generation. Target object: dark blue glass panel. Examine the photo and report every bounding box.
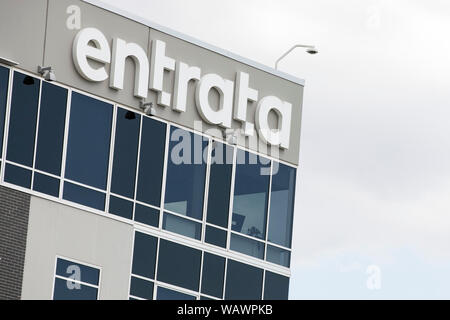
[266,245,291,268]
[205,225,227,248]
[130,277,154,300]
[232,150,270,240]
[56,258,100,286]
[162,212,202,240]
[201,253,225,298]
[110,108,140,198]
[164,127,207,220]
[65,92,112,190]
[157,287,196,300]
[108,196,133,220]
[200,296,215,300]
[230,233,265,259]
[264,271,289,300]
[206,142,233,227]
[6,72,39,166]
[157,239,201,292]
[136,117,166,206]
[268,163,296,248]
[134,204,159,227]
[132,232,158,279]
[35,82,67,176]
[0,66,9,157]
[53,278,98,300]
[225,260,263,300]
[4,164,31,188]
[33,172,59,197]
[63,182,105,211]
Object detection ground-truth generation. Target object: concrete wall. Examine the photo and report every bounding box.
[21,196,134,300]
[0,186,31,300]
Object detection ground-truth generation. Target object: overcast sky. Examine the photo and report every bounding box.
[101,0,450,299]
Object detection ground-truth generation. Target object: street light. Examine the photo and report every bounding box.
[275,44,318,70]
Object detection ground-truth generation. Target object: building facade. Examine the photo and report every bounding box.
[0,0,304,300]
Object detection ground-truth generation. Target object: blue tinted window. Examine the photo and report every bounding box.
[266,245,291,267]
[206,142,233,228]
[130,277,153,300]
[132,232,158,279]
[4,164,31,188]
[0,66,9,158]
[230,233,265,259]
[111,108,140,198]
[264,271,289,300]
[162,212,202,240]
[136,117,166,206]
[232,150,270,240]
[108,196,133,220]
[6,72,39,166]
[157,287,196,300]
[56,258,100,286]
[134,204,159,227]
[33,172,59,197]
[65,92,112,190]
[164,127,207,220]
[35,82,67,176]
[157,239,201,291]
[53,278,98,300]
[225,260,263,300]
[268,163,296,248]
[201,253,225,299]
[205,225,227,248]
[63,182,105,211]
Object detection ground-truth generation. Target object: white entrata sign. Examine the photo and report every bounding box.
[72,28,293,149]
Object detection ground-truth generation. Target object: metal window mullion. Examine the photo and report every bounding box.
[132,114,144,221]
[198,251,205,299]
[0,68,14,183]
[226,146,238,251]
[158,124,171,230]
[105,105,117,214]
[59,89,72,199]
[264,161,274,261]
[201,138,212,243]
[152,237,161,300]
[30,79,43,190]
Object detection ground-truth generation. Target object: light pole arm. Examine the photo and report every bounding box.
[275,44,316,70]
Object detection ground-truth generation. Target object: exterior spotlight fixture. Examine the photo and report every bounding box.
[38,66,56,82]
[23,76,35,86]
[125,110,136,120]
[140,100,156,116]
[275,44,319,70]
[0,57,19,66]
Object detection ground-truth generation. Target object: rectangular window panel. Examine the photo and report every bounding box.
[232,150,270,240]
[264,271,289,300]
[266,245,291,268]
[225,259,263,300]
[136,117,166,207]
[110,108,140,198]
[0,66,9,158]
[130,276,154,300]
[230,233,265,259]
[33,172,59,197]
[65,92,112,190]
[268,163,296,248]
[201,252,225,299]
[56,258,100,286]
[206,142,233,228]
[157,239,201,292]
[6,72,39,166]
[63,182,105,211]
[204,225,227,248]
[35,82,67,176]
[164,127,207,220]
[4,163,31,189]
[157,287,196,300]
[53,278,98,300]
[108,196,133,220]
[132,232,158,279]
[162,212,202,240]
[134,204,159,228]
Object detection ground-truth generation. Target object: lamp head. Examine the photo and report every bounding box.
[306,47,319,54]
